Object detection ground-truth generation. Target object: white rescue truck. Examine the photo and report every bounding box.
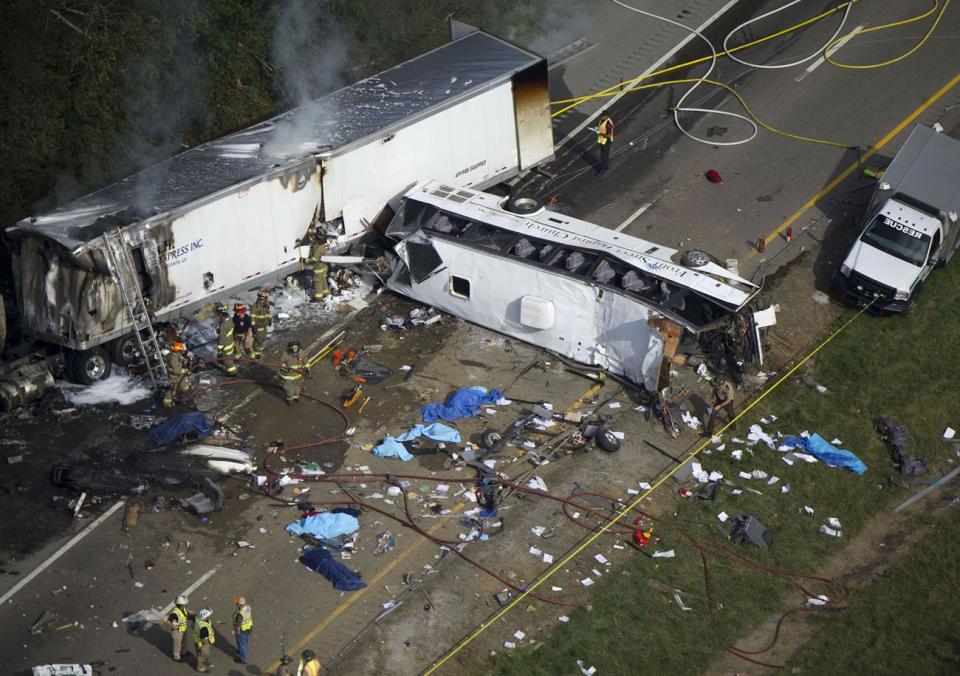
[833,125,960,313]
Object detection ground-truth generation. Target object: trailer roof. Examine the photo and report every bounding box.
[883,125,960,215]
[11,30,542,252]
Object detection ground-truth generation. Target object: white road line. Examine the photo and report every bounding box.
[553,0,742,150]
[796,25,863,82]
[615,202,652,232]
[161,564,223,614]
[0,499,126,606]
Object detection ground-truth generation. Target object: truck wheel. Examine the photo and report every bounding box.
[595,429,621,453]
[504,196,543,215]
[109,333,141,367]
[481,429,502,450]
[70,347,112,384]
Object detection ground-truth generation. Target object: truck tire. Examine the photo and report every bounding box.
[504,196,543,215]
[109,333,141,367]
[70,347,112,384]
[595,428,621,453]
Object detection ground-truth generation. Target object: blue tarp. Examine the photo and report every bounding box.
[372,438,414,461]
[286,512,360,539]
[422,387,503,423]
[299,547,366,591]
[783,433,867,474]
[373,423,462,461]
[148,412,213,446]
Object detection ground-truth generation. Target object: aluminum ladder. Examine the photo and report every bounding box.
[102,228,168,387]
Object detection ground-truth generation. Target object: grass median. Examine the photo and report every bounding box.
[494,260,960,675]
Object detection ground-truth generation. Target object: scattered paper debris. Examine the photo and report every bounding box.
[638,482,651,490]
[543,553,554,564]
[738,471,752,479]
[731,489,743,496]
[608,402,621,409]
[594,554,608,564]
[816,385,828,394]
[612,431,625,440]
[820,524,842,537]
[717,511,729,522]
[581,578,594,587]
[577,660,597,676]
[827,517,842,529]
[652,550,675,558]
[945,427,957,440]
[514,630,526,640]
[529,547,542,557]
[504,641,516,649]
[804,595,829,607]
[803,505,815,515]
[731,450,743,460]
[559,615,570,622]
[767,476,780,485]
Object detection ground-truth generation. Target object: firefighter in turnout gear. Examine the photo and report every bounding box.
[162,342,193,408]
[306,229,330,302]
[251,290,272,359]
[166,594,191,662]
[215,303,238,375]
[193,608,215,672]
[232,303,253,358]
[279,341,307,405]
[232,596,253,664]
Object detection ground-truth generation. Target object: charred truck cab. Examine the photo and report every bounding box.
[385,182,761,390]
[833,125,960,313]
[3,29,552,387]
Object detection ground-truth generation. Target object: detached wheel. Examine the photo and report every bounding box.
[109,333,141,367]
[481,429,503,450]
[70,347,112,384]
[680,250,715,268]
[595,429,621,453]
[504,196,543,215]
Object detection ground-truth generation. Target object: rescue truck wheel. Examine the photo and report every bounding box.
[70,347,112,385]
[504,196,543,215]
[595,429,621,453]
[109,333,141,367]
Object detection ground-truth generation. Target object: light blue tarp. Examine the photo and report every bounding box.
[286,512,360,538]
[422,386,503,423]
[372,423,461,462]
[782,433,867,474]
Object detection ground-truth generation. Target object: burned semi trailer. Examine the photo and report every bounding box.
[385,182,761,390]
[4,30,552,385]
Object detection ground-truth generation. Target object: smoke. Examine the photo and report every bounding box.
[264,0,351,158]
[115,1,209,217]
[508,0,595,58]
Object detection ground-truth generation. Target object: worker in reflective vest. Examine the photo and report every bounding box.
[193,608,215,673]
[596,114,614,175]
[232,596,253,664]
[162,342,193,407]
[251,290,272,359]
[299,649,321,676]
[215,303,238,375]
[279,341,307,405]
[166,594,190,662]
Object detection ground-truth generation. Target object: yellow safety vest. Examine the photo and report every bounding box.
[234,605,253,632]
[193,618,215,647]
[598,118,614,145]
[300,658,321,676]
[170,606,188,632]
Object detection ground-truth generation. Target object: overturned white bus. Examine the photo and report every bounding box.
[384,182,762,390]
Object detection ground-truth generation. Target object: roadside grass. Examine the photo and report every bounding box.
[495,262,960,675]
[791,508,960,675]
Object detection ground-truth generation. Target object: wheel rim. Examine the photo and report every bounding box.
[85,354,107,380]
[684,250,711,267]
[120,337,140,364]
[513,197,539,212]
